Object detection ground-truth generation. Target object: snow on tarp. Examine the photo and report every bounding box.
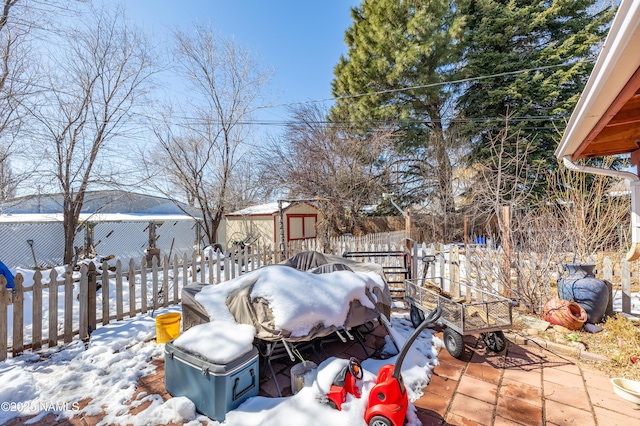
[191,264,391,342]
[173,321,256,364]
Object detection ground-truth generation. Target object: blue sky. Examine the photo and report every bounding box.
[124,0,360,126]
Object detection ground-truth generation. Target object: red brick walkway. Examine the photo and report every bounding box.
[415,334,640,425]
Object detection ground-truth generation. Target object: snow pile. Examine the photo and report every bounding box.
[195,265,386,337]
[173,321,256,364]
[0,310,192,425]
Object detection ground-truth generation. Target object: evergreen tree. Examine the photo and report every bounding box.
[331,0,465,217]
[458,0,615,180]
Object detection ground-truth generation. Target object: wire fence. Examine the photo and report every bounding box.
[0,218,199,270]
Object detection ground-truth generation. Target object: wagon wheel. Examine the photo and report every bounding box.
[481,331,506,353]
[409,304,425,329]
[443,328,465,359]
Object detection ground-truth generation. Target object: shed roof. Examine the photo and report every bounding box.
[225,201,320,217]
[226,202,290,217]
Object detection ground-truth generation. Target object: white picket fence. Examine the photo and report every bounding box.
[1,234,636,361]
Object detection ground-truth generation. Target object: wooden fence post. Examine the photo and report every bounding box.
[603,256,613,282]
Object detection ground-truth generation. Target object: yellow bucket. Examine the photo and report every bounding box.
[155,312,181,343]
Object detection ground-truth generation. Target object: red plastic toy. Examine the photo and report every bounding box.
[364,307,442,426]
[327,357,363,410]
[325,308,442,426]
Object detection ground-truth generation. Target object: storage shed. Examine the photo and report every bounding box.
[220,201,321,249]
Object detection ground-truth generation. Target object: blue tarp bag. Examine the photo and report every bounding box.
[0,260,14,289]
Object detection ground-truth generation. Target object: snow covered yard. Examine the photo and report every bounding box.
[0,307,442,426]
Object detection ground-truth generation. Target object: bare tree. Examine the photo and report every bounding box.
[0,0,37,201]
[549,157,630,262]
[468,117,541,232]
[262,104,394,238]
[27,5,156,264]
[144,26,270,245]
[464,118,547,304]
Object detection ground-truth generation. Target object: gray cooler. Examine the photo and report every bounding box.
[164,340,259,421]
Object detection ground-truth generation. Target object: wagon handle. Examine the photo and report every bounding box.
[393,307,442,381]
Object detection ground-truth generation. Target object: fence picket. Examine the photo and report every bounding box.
[129,259,136,317]
[88,263,97,334]
[115,260,123,321]
[191,254,197,284]
[216,251,222,284]
[32,271,42,350]
[182,253,188,296]
[12,275,24,357]
[465,252,472,303]
[199,255,205,283]
[0,282,7,360]
[162,256,169,308]
[208,255,214,285]
[78,266,88,341]
[224,254,230,282]
[102,262,110,325]
[64,267,73,343]
[31,271,42,349]
[151,257,158,312]
[174,255,180,302]
[603,257,613,282]
[622,258,632,313]
[141,257,148,314]
[48,269,59,347]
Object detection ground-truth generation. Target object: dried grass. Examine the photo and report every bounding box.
[514,312,640,380]
[580,314,640,380]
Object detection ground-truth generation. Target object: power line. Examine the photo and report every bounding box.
[254,61,585,110]
[8,59,586,116]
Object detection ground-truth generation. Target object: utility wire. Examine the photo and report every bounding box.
[254,61,584,110]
